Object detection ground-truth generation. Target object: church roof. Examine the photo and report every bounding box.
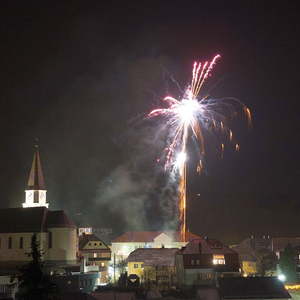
[0,207,75,233]
[27,146,46,190]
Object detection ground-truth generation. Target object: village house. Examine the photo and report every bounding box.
[232,236,278,276]
[78,232,111,284]
[127,247,178,289]
[176,238,240,286]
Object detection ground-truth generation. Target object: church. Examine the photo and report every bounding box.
[0,146,77,272]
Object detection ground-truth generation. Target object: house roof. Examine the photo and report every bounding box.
[272,237,300,252]
[180,238,237,255]
[112,231,201,243]
[127,248,178,266]
[0,207,76,233]
[231,244,258,262]
[218,277,291,299]
[79,234,109,250]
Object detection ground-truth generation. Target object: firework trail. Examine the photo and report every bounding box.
[148,55,251,241]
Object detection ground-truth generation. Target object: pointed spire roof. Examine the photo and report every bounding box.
[27,145,46,190]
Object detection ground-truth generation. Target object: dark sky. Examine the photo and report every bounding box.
[0,2,299,243]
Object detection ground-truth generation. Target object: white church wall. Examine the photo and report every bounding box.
[0,232,48,262]
[47,227,77,263]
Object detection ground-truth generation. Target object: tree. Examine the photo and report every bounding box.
[16,234,58,300]
[279,243,297,283]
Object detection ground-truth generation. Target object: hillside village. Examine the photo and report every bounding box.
[0,148,299,299]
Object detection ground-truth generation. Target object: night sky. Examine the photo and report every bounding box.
[1,2,299,243]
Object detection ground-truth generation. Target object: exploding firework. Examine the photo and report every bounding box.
[148,55,251,241]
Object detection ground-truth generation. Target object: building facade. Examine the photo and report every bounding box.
[79,233,111,284]
[127,248,178,289]
[232,236,277,276]
[176,238,240,286]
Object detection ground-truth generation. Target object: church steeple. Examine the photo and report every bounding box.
[23,144,48,208]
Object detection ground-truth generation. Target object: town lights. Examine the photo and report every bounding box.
[278,274,286,282]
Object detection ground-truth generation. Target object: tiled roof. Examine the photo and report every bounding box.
[0,207,75,233]
[218,277,291,299]
[127,248,178,266]
[165,231,202,242]
[112,231,201,243]
[113,231,161,243]
[272,237,300,252]
[180,238,237,254]
[79,234,109,250]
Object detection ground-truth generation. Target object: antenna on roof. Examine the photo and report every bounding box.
[34,137,39,149]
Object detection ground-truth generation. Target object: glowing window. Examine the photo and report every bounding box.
[212,254,225,265]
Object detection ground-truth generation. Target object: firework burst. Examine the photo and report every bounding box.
[148,55,251,241]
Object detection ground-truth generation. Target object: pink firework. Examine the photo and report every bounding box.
[148,55,251,241]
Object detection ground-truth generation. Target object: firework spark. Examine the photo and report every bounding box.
[148,55,251,241]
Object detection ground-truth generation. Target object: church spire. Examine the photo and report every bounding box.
[23,144,48,208]
[27,144,46,190]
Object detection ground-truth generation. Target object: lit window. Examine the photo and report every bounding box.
[101,262,105,267]
[134,264,138,268]
[212,254,225,265]
[191,259,195,265]
[196,259,200,265]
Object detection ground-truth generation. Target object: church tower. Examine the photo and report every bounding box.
[22,145,48,208]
